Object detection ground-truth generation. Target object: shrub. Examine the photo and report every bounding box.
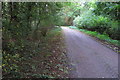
[107,21,120,40]
[73,14,120,40]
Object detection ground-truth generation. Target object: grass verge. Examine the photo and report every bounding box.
[69,26,120,53]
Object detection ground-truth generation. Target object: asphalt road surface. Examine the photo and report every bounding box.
[62,27,118,78]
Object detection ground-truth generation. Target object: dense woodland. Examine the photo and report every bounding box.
[2,2,120,78]
[2,2,65,78]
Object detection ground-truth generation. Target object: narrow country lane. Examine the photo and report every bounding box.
[62,27,118,78]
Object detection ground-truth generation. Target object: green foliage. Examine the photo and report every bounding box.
[2,2,64,78]
[31,74,54,78]
[48,27,61,36]
[74,14,110,32]
[94,2,120,20]
[2,52,21,78]
[69,26,120,47]
[2,2,120,78]
[73,2,120,40]
[77,15,119,40]
[69,26,78,29]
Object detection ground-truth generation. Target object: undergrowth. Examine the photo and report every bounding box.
[2,27,68,78]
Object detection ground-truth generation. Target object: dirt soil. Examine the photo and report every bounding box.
[62,27,118,78]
